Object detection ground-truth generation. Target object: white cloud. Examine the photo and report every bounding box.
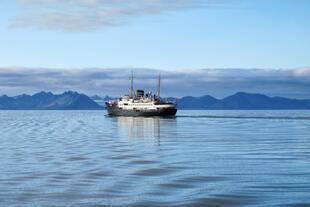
[11,0,227,32]
[0,67,310,99]
[294,67,310,77]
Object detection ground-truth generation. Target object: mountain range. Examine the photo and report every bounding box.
[176,92,310,110]
[0,91,102,110]
[0,91,310,110]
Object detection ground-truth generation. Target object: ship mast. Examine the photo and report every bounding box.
[157,73,161,98]
[129,71,134,98]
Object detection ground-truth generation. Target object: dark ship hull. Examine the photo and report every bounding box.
[106,106,177,117]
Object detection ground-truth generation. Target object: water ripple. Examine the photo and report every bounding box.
[0,110,310,206]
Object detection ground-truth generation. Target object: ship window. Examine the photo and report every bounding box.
[124,103,128,105]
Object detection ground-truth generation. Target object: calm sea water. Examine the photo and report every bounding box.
[0,110,310,207]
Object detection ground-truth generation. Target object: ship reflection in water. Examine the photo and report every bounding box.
[112,116,177,145]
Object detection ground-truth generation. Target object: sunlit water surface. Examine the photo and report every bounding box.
[0,110,310,207]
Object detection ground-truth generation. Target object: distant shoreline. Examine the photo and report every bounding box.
[1,91,310,110]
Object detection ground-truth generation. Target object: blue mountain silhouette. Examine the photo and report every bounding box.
[176,92,310,109]
[0,91,103,110]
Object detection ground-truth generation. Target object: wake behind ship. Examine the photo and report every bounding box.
[106,73,177,117]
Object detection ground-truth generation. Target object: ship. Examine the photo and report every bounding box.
[106,73,177,117]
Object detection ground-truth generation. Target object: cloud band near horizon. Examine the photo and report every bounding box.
[0,67,310,99]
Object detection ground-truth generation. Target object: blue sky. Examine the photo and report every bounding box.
[1,0,310,69]
[0,0,310,97]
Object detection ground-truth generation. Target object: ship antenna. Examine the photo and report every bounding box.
[157,73,161,98]
[129,71,134,98]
